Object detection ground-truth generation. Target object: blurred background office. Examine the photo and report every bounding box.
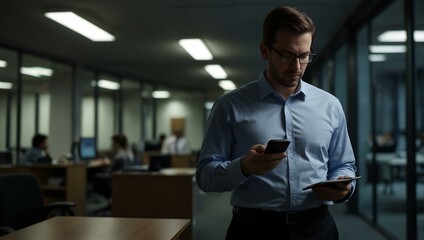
[0,0,423,239]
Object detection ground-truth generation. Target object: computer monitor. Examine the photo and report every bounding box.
[144,141,162,151]
[148,155,171,172]
[79,137,97,161]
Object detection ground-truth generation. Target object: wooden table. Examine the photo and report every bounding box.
[0,216,190,240]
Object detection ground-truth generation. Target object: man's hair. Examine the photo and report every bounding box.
[32,134,47,148]
[262,6,316,46]
[112,134,128,149]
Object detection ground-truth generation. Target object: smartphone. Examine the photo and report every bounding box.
[264,139,290,154]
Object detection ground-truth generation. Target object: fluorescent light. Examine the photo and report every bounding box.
[218,80,236,90]
[179,39,213,60]
[152,90,170,99]
[0,60,7,68]
[97,79,120,90]
[204,101,214,110]
[0,82,13,89]
[369,54,387,62]
[205,64,227,79]
[20,67,53,77]
[45,11,115,42]
[369,45,406,53]
[378,30,424,42]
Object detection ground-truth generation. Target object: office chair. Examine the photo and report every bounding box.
[0,151,12,164]
[0,173,76,236]
[90,156,132,216]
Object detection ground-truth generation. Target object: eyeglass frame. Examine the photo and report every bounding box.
[267,45,316,64]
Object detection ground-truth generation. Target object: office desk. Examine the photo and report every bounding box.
[0,216,190,240]
[112,168,196,240]
[366,152,424,194]
[0,163,87,215]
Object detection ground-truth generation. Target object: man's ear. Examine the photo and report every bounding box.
[259,42,269,60]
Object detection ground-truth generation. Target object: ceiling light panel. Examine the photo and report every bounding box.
[218,80,236,90]
[20,67,53,77]
[0,82,13,89]
[97,80,120,90]
[0,60,7,68]
[368,54,387,62]
[369,45,406,53]
[205,64,227,79]
[152,90,170,99]
[179,39,213,60]
[378,30,424,42]
[45,11,115,42]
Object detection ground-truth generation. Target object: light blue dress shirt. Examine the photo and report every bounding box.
[196,71,357,212]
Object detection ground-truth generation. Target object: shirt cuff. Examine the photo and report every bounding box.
[333,181,355,203]
[226,157,249,187]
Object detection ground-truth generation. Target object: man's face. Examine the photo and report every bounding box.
[260,29,313,88]
[39,139,48,151]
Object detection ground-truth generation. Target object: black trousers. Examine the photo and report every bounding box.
[226,205,338,240]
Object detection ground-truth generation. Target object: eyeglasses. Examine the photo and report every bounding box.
[268,45,315,64]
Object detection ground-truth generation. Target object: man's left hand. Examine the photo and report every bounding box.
[311,176,352,202]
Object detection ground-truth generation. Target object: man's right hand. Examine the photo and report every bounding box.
[240,144,286,176]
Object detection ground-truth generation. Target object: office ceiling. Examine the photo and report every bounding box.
[1,0,417,92]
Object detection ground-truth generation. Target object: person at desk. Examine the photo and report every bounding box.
[161,129,190,154]
[21,134,52,164]
[196,6,357,240]
[107,134,135,172]
[90,134,134,171]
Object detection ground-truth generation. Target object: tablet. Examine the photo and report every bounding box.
[302,176,361,190]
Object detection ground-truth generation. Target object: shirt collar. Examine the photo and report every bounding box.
[257,70,307,101]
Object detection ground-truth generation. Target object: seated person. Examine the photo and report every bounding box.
[90,134,135,171]
[161,129,190,154]
[21,134,52,164]
[90,134,135,209]
[107,134,135,172]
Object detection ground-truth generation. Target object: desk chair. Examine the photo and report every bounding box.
[0,151,12,164]
[90,157,132,216]
[0,173,75,236]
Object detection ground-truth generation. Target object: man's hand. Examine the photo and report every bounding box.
[312,176,352,201]
[240,144,287,176]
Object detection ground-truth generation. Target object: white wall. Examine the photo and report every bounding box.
[97,95,115,150]
[21,93,36,148]
[81,97,95,137]
[123,90,141,146]
[38,93,50,134]
[156,92,205,151]
[49,65,73,159]
[0,93,6,150]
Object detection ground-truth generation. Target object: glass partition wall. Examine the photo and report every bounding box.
[414,0,424,238]
[0,47,17,164]
[20,55,52,158]
[96,74,119,152]
[356,24,373,222]
[370,1,407,238]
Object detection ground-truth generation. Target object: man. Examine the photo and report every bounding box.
[161,129,190,154]
[196,6,357,240]
[22,134,52,164]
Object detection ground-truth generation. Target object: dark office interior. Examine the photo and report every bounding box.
[0,0,423,239]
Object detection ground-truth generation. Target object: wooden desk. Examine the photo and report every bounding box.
[0,216,190,240]
[112,168,196,240]
[366,152,424,194]
[0,164,87,216]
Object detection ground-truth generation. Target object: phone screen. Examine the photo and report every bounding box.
[264,139,290,154]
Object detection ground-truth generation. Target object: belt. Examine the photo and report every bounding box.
[232,205,328,224]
